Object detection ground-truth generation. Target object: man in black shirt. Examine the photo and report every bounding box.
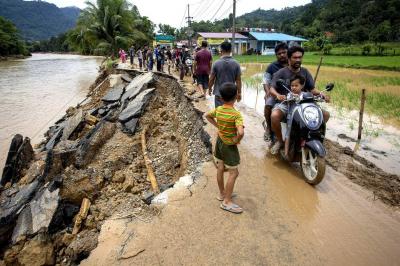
[262,42,288,142]
[269,46,330,154]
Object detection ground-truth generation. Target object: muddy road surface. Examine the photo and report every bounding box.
[83,80,400,266]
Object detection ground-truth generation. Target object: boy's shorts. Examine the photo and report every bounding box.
[214,137,240,169]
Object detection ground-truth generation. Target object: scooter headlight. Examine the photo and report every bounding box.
[303,106,320,128]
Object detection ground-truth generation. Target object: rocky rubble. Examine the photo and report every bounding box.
[0,67,211,265]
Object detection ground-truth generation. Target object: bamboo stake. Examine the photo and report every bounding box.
[314,56,324,84]
[141,127,160,193]
[72,198,91,235]
[354,89,366,152]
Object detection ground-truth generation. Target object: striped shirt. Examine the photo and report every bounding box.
[208,104,244,145]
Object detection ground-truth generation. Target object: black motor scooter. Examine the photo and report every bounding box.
[276,79,334,185]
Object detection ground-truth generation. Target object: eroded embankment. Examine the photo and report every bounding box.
[0,67,211,265]
[325,139,400,206]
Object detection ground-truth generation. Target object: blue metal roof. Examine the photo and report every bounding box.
[249,32,307,42]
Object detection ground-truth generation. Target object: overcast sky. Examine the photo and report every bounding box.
[43,0,311,28]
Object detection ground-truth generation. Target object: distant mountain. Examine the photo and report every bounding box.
[0,0,81,41]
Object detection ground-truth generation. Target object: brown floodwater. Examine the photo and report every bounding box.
[0,53,103,173]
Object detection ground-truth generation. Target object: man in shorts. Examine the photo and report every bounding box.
[262,42,288,142]
[269,46,330,154]
[194,41,212,98]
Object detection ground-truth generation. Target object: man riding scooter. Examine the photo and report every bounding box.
[269,46,330,155]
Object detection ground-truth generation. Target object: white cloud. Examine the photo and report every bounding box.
[44,0,311,28]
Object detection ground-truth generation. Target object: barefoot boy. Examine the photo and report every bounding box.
[205,82,245,214]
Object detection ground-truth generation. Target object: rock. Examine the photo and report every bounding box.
[45,127,63,151]
[98,108,108,116]
[18,233,55,266]
[3,242,24,265]
[85,115,99,127]
[102,84,125,103]
[61,109,84,141]
[142,191,155,205]
[75,121,116,168]
[66,107,77,117]
[123,175,135,192]
[11,187,60,244]
[122,118,139,135]
[118,88,155,123]
[65,230,99,263]
[121,72,154,103]
[112,170,125,183]
[1,135,34,185]
[19,160,46,185]
[0,180,40,232]
[60,173,98,205]
[121,74,133,83]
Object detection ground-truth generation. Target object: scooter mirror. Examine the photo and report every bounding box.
[325,83,334,91]
[277,79,285,86]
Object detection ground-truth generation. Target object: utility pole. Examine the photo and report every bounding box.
[186,4,193,48]
[231,0,236,55]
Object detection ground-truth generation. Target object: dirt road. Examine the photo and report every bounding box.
[82,82,400,265]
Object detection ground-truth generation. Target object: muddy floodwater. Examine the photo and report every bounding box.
[0,54,103,172]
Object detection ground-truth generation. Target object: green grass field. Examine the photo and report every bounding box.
[217,54,400,71]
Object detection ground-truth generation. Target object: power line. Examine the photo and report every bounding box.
[196,0,218,21]
[179,5,188,28]
[209,0,226,21]
[217,3,233,20]
[192,0,209,18]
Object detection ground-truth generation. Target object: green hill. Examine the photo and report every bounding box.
[0,0,80,41]
[189,0,400,44]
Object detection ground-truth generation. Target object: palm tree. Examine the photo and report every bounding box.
[69,0,154,56]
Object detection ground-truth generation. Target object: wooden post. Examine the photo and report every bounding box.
[141,127,160,193]
[357,89,366,141]
[72,198,91,235]
[314,56,324,84]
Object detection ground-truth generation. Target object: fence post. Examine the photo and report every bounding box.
[357,89,366,141]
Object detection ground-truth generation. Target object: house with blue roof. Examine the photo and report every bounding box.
[242,32,307,55]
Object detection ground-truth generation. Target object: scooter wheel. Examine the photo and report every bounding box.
[301,148,326,185]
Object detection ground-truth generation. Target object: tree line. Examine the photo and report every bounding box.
[0,16,29,57]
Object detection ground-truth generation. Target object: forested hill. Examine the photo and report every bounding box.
[0,0,80,41]
[215,0,400,43]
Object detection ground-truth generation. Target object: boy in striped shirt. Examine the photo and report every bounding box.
[206,82,245,214]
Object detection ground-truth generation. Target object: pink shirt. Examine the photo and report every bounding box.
[195,49,212,76]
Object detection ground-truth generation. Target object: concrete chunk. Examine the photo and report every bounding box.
[118,89,155,123]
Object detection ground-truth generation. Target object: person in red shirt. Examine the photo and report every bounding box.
[194,41,212,98]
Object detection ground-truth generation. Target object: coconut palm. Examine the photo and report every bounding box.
[69,0,154,56]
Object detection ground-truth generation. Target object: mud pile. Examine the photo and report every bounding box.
[0,67,211,265]
[325,139,400,206]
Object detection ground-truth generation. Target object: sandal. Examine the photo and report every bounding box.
[216,193,237,201]
[220,203,243,214]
